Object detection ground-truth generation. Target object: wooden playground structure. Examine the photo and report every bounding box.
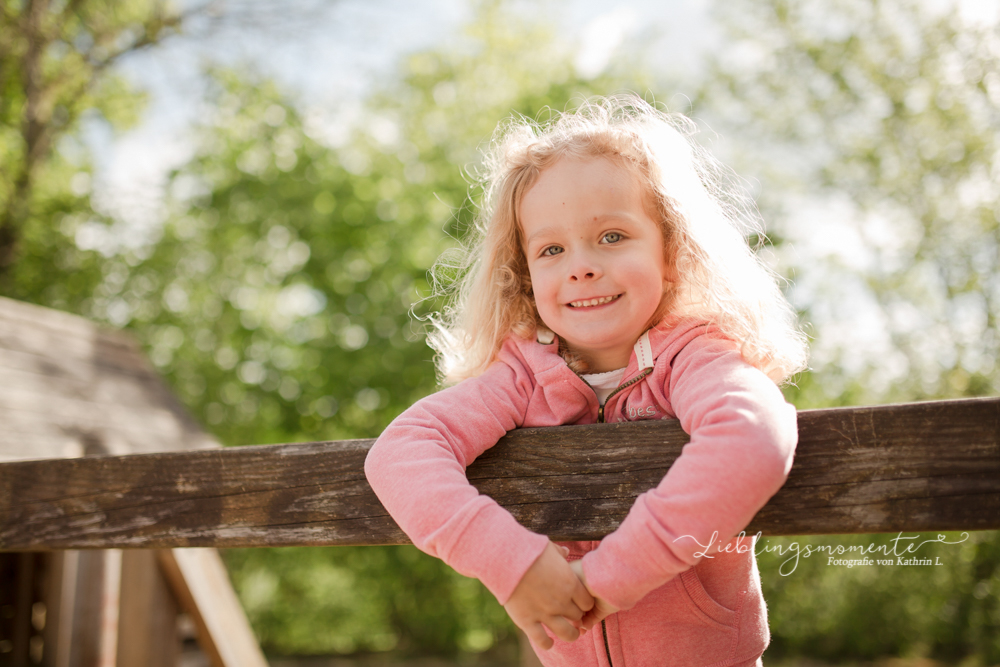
[1,295,998,666]
[0,297,265,666]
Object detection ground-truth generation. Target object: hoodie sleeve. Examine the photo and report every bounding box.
[364,349,550,604]
[580,332,798,611]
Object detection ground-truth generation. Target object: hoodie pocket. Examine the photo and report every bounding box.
[616,570,740,666]
[678,567,740,628]
[678,563,771,665]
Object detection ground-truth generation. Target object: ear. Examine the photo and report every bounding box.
[662,244,681,284]
[662,261,680,286]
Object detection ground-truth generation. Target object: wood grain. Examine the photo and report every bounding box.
[2,396,997,550]
[117,550,180,667]
[66,549,122,667]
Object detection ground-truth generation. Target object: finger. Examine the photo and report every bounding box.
[557,545,570,558]
[572,580,595,612]
[544,615,581,644]
[597,598,620,618]
[526,623,554,651]
[579,608,600,631]
[557,601,584,621]
[586,601,614,627]
[580,602,612,630]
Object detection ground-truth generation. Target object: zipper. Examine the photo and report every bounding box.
[601,619,614,666]
[573,360,654,665]
[596,367,653,423]
[591,368,653,665]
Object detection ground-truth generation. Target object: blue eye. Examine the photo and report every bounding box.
[541,245,563,256]
[602,232,623,243]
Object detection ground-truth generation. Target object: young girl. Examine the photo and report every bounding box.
[365,95,807,666]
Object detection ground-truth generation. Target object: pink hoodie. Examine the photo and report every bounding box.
[365,319,797,666]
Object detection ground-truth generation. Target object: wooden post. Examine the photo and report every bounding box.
[0,552,39,666]
[41,551,74,667]
[158,549,268,667]
[116,550,180,667]
[66,550,121,667]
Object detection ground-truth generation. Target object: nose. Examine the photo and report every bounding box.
[568,249,602,282]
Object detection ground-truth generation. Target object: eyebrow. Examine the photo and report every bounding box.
[523,226,557,247]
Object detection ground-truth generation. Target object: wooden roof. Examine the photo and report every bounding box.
[0,296,217,462]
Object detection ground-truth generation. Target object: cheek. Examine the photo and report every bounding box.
[621,263,666,298]
[528,269,562,317]
[527,266,555,299]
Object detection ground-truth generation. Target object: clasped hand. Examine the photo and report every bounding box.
[503,542,620,650]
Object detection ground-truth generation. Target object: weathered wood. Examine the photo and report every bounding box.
[41,551,76,667]
[116,550,180,667]
[0,297,267,664]
[158,549,268,667]
[0,296,217,462]
[1,396,997,550]
[67,550,122,667]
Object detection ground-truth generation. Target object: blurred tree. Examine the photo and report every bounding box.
[80,3,650,657]
[0,0,183,288]
[755,530,998,663]
[696,0,1000,662]
[91,4,651,451]
[0,0,322,305]
[224,544,513,657]
[92,70,441,449]
[0,0,651,658]
[698,0,1000,407]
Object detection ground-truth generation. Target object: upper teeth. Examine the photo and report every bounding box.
[570,295,619,308]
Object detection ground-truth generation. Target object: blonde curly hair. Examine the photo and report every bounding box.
[426,94,808,385]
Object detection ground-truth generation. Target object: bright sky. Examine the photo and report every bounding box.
[91,0,716,237]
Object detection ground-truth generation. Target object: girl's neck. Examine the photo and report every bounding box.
[559,340,632,374]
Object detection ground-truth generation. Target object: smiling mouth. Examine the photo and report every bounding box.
[568,294,622,308]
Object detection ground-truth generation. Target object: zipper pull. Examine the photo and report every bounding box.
[598,404,604,423]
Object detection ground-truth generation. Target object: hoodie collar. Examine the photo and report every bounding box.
[534,328,655,371]
[634,330,654,370]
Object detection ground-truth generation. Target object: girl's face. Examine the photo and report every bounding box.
[519,156,670,373]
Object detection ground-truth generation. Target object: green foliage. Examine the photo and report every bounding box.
[225,546,514,657]
[699,0,1000,406]
[0,0,178,280]
[87,8,647,449]
[696,1,1000,662]
[4,0,649,657]
[756,531,1000,662]
[99,72,442,447]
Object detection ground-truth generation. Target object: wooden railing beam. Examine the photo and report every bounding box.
[2,397,998,551]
